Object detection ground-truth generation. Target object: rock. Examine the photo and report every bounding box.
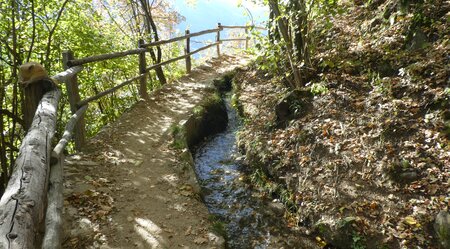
[275,89,313,125]
[268,202,285,217]
[434,211,450,248]
[408,29,428,50]
[70,218,95,238]
[388,159,420,183]
[314,216,362,249]
[399,171,419,182]
[208,232,226,248]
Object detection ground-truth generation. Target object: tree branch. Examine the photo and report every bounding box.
[44,0,70,69]
[26,0,36,62]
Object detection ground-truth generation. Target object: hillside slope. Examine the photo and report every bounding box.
[236,0,449,248]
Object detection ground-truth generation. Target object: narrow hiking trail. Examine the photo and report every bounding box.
[62,56,248,249]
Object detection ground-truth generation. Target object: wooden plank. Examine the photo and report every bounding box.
[245,27,249,49]
[68,48,146,66]
[51,104,89,158]
[0,89,61,249]
[63,51,86,151]
[141,28,220,48]
[41,153,64,249]
[189,42,218,56]
[138,39,149,99]
[221,25,248,29]
[253,26,267,30]
[51,66,83,84]
[66,26,261,66]
[145,43,218,72]
[77,74,146,107]
[216,23,221,58]
[221,25,266,30]
[185,30,192,74]
[22,79,57,132]
[42,104,88,249]
[146,54,189,72]
[220,38,247,42]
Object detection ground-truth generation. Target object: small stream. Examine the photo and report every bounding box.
[194,95,302,249]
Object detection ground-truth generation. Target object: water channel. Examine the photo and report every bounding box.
[193,95,306,249]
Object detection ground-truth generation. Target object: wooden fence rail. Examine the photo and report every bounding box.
[0,24,264,249]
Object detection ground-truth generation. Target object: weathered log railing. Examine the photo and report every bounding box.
[0,24,263,249]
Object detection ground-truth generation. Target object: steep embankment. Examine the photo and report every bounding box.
[62,56,248,249]
[236,1,449,248]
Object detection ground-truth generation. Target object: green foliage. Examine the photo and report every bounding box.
[351,232,366,249]
[368,69,392,95]
[310,82,329,95]
[252,33,284,75]
[0,0,185,173]
[444,88,450,96]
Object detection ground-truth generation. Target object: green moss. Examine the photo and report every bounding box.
[208,215,228,239]
[213,72,234,91]
[170,124,187,150]
[192,106,205,116]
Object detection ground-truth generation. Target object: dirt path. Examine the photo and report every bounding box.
[62,56,248,249]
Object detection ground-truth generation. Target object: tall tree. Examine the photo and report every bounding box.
[265,0,311,88]
[137,0,167,85]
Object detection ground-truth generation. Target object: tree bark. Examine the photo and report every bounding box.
[138,0,167,85]
[268,0,303,88]
[41,153,64,249]
[0,76,7,197]
[289,0,310,65]
[0,90,61,249]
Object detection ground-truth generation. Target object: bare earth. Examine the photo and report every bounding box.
[62,56,248,249]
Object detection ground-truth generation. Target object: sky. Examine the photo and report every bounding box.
[164,0,268,59]
[172,0,268,33]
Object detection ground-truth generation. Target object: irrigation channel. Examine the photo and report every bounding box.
[193,94,306,249]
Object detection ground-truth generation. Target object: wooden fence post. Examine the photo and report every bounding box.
[22,78,51,132]
[138,39,149,99]
[185,30,192,74]
[62,50,86,151]
[245,27,249,50]
[216,23,222,58]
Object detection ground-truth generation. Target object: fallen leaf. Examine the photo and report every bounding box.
[403,216,417,225]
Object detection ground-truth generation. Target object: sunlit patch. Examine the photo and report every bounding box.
[162,174,179,186]
[134,218,164,248]
[41,100,57,113]
[172,203,187,212]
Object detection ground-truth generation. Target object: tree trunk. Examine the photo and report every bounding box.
[0,90,61,249]
[268,0,303,88]
[289,0,310,65]
[0,74,7,197]
[138,0,167,85]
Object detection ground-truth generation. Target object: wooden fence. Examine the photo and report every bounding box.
[0,24,263,249]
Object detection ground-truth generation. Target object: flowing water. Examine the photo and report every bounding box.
[194,96,303,249]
